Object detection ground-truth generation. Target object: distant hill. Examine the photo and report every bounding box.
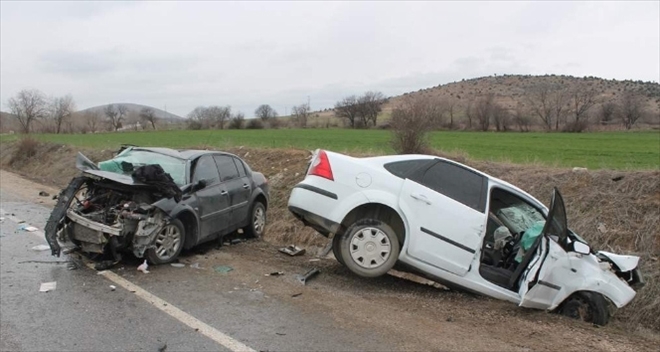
[77,103,183,123]
[311,74,660,127]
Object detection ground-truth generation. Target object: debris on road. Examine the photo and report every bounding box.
[39,282,57,292]
[109,285,116,291]
[94,260,118,271]
[17,224,39,232]
[158,343,168,352]
[31,244,51,251]
[309,258,320,262]
[190,263,202,269]
[276,332,286,336]
[230,238,246,245]
[291,292,302,298]
[265,271,284,277]
[296,268,320,285]
[137,260,150,274]
[214,265,233,274]
[0,217,5,222]
[170,263,185,268]
[38,191,50,197]
[279,245,306,256]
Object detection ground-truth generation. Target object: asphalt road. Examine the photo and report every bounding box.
[0,189,399,352]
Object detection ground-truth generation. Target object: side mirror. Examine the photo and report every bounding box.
[192,179,207,192]
[573,241,590,255]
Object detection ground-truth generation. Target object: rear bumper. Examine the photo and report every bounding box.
[288,205,340,237]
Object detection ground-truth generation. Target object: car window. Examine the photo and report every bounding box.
[214,155,239,182]
[192,155,220,185]
[384,159,432,179]
[420,160,487,212]
[233,158,246,178]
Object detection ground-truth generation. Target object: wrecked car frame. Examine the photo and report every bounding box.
[45,147,269,265]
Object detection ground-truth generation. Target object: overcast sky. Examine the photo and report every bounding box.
[1,1,658,117]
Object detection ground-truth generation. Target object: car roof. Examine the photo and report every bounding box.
[131,147,235,161]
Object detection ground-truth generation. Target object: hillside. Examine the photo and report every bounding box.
[311,74,660,128]
[77,103,183,122]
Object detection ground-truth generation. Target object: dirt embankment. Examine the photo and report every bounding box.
[1,139,658,332]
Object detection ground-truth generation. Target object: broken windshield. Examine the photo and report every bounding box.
[98,149,186,186]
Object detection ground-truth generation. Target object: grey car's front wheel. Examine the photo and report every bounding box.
[146,219,185,265]
[245,202,267,239]
[339,219,400,278]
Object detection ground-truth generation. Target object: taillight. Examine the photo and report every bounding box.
[308,150,334,181]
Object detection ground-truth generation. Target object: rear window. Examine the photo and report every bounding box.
[384,159,432,179]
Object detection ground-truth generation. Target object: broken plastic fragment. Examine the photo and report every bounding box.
[190,263,201,269]
[39,282,57,292]
[279,245,306,256]
[214,265,233,274]
[137,260,150,274]
[109,285,116,291]
[31,244,51,251]
[170,263,185,268]
[265,271,284,277]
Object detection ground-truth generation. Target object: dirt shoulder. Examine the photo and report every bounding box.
[1,169,659,351]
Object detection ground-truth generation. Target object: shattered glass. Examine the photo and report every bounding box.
[98,148,186,186]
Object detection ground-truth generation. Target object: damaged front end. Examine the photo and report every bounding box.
[45,153,173,262]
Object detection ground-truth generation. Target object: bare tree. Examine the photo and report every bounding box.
[228,111,245,129]
[492,104,510,132]
[334,96,360,128]
[464,101,474,130]
[598,102,618,125]
[474,94,494,131]
[569,84,598,126]
[513,104,531,132]
[254,104,278,122]
[445,98,457,129]
[390,95,444,154]
[357,91,386,127]
[84,111,102,133]
[292,103,310,128]
[49,94,76,134]
[525,84,555,130]
[551,88,569,130]
[7,89,48,133]
[117,104,129,123]
[104,104,123,131]
[139,107,157,130]
[207,105,231,129]
[187,106,210,129]
[619,92,645,130]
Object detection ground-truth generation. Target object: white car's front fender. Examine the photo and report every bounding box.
[597,251,640,272]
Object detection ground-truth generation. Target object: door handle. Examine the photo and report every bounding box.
[220,190,228,196]
[242,184,250,189]
[410,193,432,205]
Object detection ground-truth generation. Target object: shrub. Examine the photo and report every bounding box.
[10,136,39,166]
[246,119,264,129]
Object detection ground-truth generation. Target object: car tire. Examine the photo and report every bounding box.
[146,219,185,265]
[332,232,345,265]
[339,219,400,278]
[244,202,267,239]
[559,291,610,326]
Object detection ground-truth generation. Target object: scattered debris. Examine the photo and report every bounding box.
[0,217,4,222]
[230,238,245,245]
[137,260,150,274]
[39,282,57,292]
[170,263,185,268]
[158,343,168,352]
[319,241,333,257]
[17,224,39,232]
[612,175,624,182]
[265,271,284,277]
[296,268,320,285]
[109,285,116,291]
[276,332,286,336]
[94,260,118,271]
[597,223,608,234]
[31,244,50,251]
[52,194,58,200]
[572,167,588,173]
[38,191,50,197]
[190,263,202,269]
[279,245,306,256]
[308,258,320,262]
[214,265,233,274]
[19,260,69,265]
[291,292,302,298]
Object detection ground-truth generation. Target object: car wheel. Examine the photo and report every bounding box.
[332,232,345,265]
[339,219,400,278]
[245,202,267,239]
[559,292,610,326]
[146,219,185,265]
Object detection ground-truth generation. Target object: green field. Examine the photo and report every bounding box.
[1,129,658,170]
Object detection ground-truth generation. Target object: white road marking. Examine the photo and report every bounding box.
[0,208,256,352]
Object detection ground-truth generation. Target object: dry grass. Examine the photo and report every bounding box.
[1,141,657,331]
[9,136,40,167]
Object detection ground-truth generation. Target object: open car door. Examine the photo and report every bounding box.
[513,188,568,308]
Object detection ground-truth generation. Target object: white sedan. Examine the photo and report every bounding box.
[288,150,644,325]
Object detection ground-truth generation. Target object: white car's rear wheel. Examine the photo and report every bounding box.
[339,219,400,278]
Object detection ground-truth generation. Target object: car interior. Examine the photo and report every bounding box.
[479,188,546,291]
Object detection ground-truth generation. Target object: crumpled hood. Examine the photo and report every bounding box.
[76,152,148,187]
[598,251,640,272]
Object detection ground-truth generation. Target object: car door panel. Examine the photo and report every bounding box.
[191,155,231,242]
[214,155,251,228]
[400,179,485,276]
